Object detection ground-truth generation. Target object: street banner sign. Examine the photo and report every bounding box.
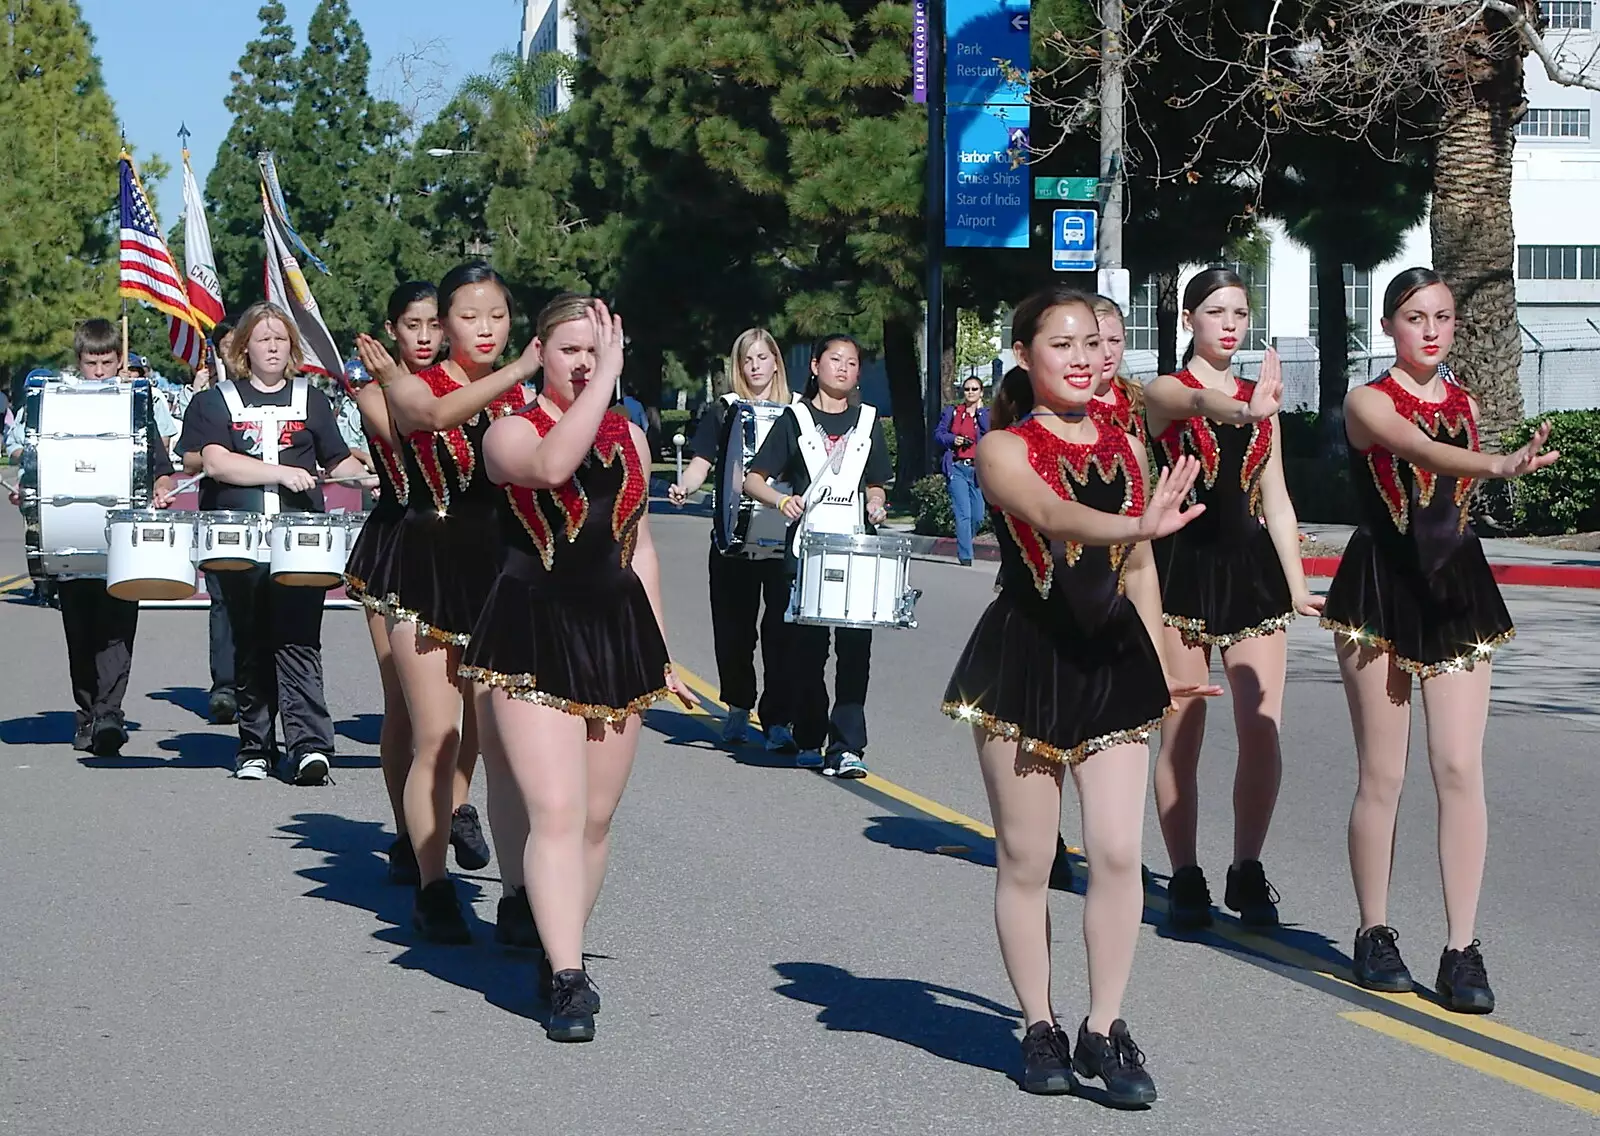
[947,102,1029,248]
[1052,208,1097,271]
[944,0,1032,106]
[913,0,930,103]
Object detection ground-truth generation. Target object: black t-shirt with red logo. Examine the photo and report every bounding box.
[179,379,349,513]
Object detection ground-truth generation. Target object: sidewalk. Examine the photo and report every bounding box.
[892,522,1600,589]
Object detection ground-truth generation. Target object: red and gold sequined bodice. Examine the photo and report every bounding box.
[402,365,526,516]
[500,406,648,580]
[1089,378,1146,444]
[1155,369,1272,534]
[367,431,408,514]
[993,418,1146,617]
[1350,373,1479,558]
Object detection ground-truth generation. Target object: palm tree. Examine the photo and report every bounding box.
[459,49,576,168]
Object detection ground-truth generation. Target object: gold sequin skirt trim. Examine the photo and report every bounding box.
[1320,619,1516,678]
[341,575,471,645]
[460,664,668,724]
[1163,610,1295,649]
[941,700,1169,767]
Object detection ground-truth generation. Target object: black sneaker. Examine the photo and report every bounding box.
[546,968,600,1042]
[449,803,491,871]
[495,887,543,951]
[387,836,420,886]
[1352,925,1414,993]
[1224,859,1281,927]
[1019,1020,1075,1095]
[90,715,127,757]
[411,879,471,945]
[208,691,237,725]
[72,721,92,752]
[1436,940,1495,1014]
[1072,1018,1158,1107]
[1166,865,1214,931]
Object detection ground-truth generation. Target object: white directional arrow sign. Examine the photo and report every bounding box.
[1010,12,1029,31]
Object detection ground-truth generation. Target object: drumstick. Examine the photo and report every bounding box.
[317,474,378,485]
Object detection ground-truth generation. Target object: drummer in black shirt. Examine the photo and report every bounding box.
[179,302,368,785]
[743,334,891,778]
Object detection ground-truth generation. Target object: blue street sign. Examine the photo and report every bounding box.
[945,0,1031,106]
[947,102,1029,248]
[1052,208,1097,271]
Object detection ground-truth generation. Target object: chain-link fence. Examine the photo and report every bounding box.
[1126,325,1600,416]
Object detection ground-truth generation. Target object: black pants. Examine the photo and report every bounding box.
[216,565,334,761]
[790,623,872,756]
[57,579,139,729]
[204,570,235,696]
[708,546,792,725]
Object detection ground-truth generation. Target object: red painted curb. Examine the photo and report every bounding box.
[925,540,1600,589]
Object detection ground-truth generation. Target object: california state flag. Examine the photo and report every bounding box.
[180,151,225,331]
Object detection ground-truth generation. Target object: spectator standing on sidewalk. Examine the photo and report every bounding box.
[935,377,991,565]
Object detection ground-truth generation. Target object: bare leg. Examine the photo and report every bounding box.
[1419,663,1492,949]
[1071,741,1150,1033]
[977,726,1064,1026]
[366,608,412,835]
[1154,630,1211,869]
[390,621,464,886]
[1220,630,1287,865]
[579,717,643,920]
[1337,638,1414,931]
[473,684,527,892]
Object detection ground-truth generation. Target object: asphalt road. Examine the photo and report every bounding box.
[2,499,1597,1135]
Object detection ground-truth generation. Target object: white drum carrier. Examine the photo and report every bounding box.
[786,402,919,630]
[18,375,153,581]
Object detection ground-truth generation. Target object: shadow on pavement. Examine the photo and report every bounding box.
[76,729,236,771]
[772,961,1022,1080]
[278,811,540,1023]
[149,685,214,720]
[641,705,797,769]
[0,710,80,745]
[337,714,382,746]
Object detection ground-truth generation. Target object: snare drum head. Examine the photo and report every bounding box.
[271,511,333,529]
[204,511,263,527]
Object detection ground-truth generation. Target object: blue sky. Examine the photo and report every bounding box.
[82,0,525,220]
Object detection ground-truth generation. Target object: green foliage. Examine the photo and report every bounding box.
[1502,411,1600,535]
[879,416,898,475]
[910,472,991,537]
[0,0,123,377]
[955,309,999,378]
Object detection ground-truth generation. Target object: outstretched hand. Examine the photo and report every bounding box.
[588,299,625,393]
[1135,455,1207,542]
[1248,349,1283,422]
[1495,421,1560,479]
[354,333,405,386]
[1167,673,1225,701]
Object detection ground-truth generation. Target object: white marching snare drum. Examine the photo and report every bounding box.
[269,512,349,588]
[339,511,369,556]
[791,531,920,630]
[197,511,267,571]
[714,399,792,559]
[104,510,199,601]
[19,375,152,580]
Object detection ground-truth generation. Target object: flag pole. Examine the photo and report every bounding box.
[121,300,129,368]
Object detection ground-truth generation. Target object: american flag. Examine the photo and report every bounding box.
[118,154,206,368]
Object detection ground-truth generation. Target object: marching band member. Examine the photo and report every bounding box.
[460,294,692,1041]
[352,262,535,944]
[187,324,238,725]
[5,320,177,755]
[178,302,367,785]
[1325,269,1557,1013]
[1143,269,1319,931]
[942,286,1217,1104]
[668,328,799,750]
[742,334,892,777]
[345,282,491,885]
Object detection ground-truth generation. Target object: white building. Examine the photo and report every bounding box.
[1120,0,1600,413]
[520,0,579,114]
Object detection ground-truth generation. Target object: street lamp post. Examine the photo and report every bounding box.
[425,148,483,158]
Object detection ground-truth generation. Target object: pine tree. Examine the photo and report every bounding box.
[205,1,297,317]
[0,0,123,378]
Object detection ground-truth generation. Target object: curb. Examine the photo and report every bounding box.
[909,538,1600,590]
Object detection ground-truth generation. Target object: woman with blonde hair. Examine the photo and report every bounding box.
[668,328,801,749]
[179,301,369,785]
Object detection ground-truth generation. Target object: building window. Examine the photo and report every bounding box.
[1543,2,1593,30]
[1308,258,1372,351]
[1517,244,1600,279]
[1214,259,1271,350]
[1516,108,1591,138]
[1128,275,1158,352]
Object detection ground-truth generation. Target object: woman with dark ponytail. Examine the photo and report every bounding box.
[345,282,488,886]
[944,284,1219,1104]
[1142,268,1318,933]
[1324,268,1557,1013]
[354,263,540,945]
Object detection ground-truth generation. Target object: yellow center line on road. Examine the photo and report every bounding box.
[0,573,29,593]
[667,660,1600,1114]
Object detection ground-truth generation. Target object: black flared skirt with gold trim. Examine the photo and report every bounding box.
[459,548,670,722]
[942,588,1170,766]
[1321,529,1514,677]
[1154,522,1295,648]
[343,502,402,613]
[360,500,504,646]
